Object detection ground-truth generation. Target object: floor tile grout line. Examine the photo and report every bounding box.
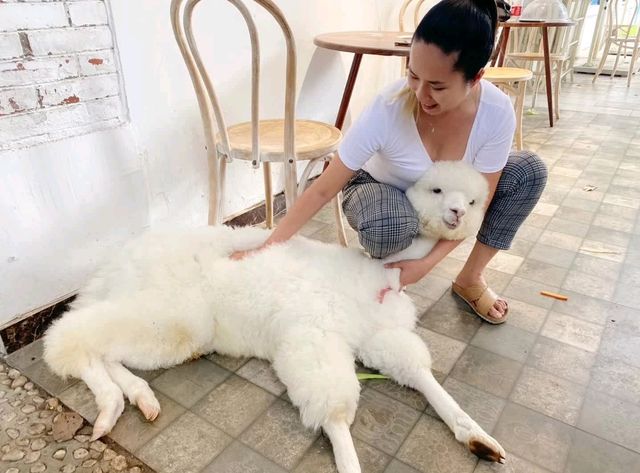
[232,395,297,465]
[131,411,185,457]
[135,371,279,462]
[356,384,425,446]
[150,362,234,411]
[196,439,288,473]
[362,395,428,467]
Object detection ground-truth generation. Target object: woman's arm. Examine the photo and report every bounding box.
[230,157,355,259]
[482,170,502,208]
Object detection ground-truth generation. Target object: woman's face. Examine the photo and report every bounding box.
[407,40,482,116]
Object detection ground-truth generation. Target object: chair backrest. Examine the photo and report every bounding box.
[398,0,434,31]
[606,0,640,40]
[170,0,297,168]
[562,0,591,70]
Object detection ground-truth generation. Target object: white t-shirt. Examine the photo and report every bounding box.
[338,78,516,191]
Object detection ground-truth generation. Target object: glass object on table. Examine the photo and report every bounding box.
[520,0,570,21]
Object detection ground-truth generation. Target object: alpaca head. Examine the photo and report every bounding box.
[406,161,489,240]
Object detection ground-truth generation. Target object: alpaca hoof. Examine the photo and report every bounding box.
[454,415,505,463]
[136,392,161,421]
[90,413,116,441]
[91,398,124,441]
[90,426,109,442]
[468,435,506,463]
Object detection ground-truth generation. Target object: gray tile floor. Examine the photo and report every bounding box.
[6,73,640,473]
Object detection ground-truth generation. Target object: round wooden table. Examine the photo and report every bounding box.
[492,19,576,127]
[314,31,411,130]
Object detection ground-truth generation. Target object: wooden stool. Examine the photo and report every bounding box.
[484,67,533,150]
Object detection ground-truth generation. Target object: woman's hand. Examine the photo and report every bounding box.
[384,258,433,287]
[229,245,265,261]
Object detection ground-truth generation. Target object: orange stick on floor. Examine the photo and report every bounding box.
[540,291,568,301]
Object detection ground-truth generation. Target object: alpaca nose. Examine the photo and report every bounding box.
[450,207,466,218]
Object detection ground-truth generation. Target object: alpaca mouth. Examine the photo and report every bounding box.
[443,218,459,230]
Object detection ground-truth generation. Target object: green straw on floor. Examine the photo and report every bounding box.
[356,373,390,381]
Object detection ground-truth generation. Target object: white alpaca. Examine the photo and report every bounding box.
[44,161,503,472]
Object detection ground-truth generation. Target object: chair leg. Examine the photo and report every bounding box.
[263,162,274,229]
[514,81,527,151]
[593,37,612,83]
[283,158,298,210]
[208,154,224,225]
[218,158,227,224]
[333,192,348,247]
[531,64,544,110]
[627,44,639,87]
[297,155,347,246]
[554,62,562,121]
[610,41,623,78]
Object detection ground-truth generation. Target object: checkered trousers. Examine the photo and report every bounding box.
[341,150,548,258]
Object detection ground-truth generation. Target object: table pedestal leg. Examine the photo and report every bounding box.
[334,53,363,130]
[492,28,506,66]
[497,27,510,67]
[542,26,554,127]
[323,53,363,171]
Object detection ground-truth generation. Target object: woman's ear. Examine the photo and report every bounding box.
[471,69,485,85]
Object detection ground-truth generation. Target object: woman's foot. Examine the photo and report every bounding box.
[453,274,508,322]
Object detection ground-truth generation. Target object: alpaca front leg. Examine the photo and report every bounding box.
[358,329,505,463]
[382,238,437,291]
[383,237,436,264]
[272,329,362,473]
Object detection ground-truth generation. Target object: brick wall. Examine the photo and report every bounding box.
[0,0,126,150]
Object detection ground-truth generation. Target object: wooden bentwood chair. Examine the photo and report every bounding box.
[171,0,348,245]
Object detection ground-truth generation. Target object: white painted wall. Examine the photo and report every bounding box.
[0,0,404,327]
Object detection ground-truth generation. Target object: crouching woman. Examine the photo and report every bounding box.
[233,0,547,325]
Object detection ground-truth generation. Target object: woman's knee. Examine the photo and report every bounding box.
[503,151,548,195]
[358,213,419,259]
[342,180,419,259]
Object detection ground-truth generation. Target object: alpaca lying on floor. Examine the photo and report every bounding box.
[44,161,504,472]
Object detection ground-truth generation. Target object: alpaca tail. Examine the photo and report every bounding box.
[323,421,361,473]
[43,307,98,380]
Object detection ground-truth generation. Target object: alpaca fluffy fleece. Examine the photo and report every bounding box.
[384,161,489,286]
[43,161,503,473]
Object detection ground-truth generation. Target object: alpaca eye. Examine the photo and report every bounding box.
[432,188,441,194]
[469,200,475,205]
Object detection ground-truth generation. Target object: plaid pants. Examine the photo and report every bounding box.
[342,150,548,258]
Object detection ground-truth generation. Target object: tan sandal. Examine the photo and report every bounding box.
[451,282,509,325]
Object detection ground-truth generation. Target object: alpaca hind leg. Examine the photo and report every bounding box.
[323,420,360,473]
[272,329,361,473]
[79,358,125,440]
[358,329,505,463]
[105,362,161,421]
